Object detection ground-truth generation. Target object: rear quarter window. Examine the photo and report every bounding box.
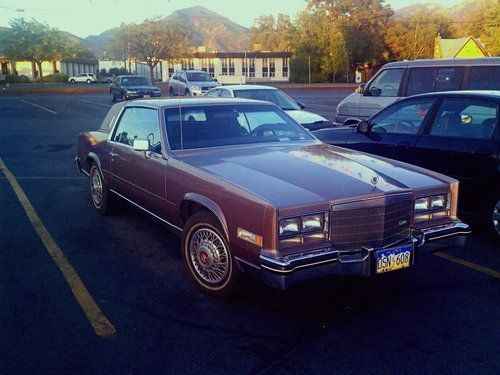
[467,66,500,90]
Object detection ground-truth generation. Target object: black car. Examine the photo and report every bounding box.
[109,75,161,102]
[314,91,500,237]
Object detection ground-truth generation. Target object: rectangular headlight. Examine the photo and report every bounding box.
[431,194,447,209]
[301,214,324,232]
[415,197,430,212]
[279,218,300,236]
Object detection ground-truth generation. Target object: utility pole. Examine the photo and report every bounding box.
[308,55,311,85]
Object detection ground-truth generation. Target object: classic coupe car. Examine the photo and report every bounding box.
[76,98,470,296]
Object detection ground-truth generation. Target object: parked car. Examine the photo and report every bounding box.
[169,70,218,97]
[337,57,500,126]
[99,74,114,83]
[68,73,97,84]
[314,91,499,237]
[203,85,333,130]
[109,75,161,101]
[76,98,470,296]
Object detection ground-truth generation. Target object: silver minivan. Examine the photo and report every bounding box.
[336,57,500,126]
[168,70,219,97]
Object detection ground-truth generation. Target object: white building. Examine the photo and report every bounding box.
[99,51,292,83]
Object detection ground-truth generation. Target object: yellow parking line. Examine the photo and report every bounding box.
[435,252,500,279]
[0,158,116,337]
[20,99,58,115]
[78,99,111,107]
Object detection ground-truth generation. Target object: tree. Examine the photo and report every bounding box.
[465,0,499,56]
[126,18,191,83]
[2,18,67,84]
[248,14,295,51]
[307,0,393,77]
[321,27,349,82]
[109,25,132,71]
[385,12,455,60]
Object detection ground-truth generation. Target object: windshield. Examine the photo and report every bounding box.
[121,76,151,86]
[186,72,213,82]
[233,89,300,110]
[165,104,313,150]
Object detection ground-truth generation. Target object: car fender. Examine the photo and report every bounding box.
[181,192,229,238]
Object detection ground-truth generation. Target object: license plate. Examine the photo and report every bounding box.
[375,245,412,274]
[143,95,150,98]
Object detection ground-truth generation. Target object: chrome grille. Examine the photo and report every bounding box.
[330,194,413,250]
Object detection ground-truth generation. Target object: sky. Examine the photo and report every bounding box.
[0,0,466,38]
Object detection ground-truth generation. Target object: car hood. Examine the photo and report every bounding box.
[179,142,448,209]
[285,109,329,125]
[123,85,158,90]
[189,81,218,88]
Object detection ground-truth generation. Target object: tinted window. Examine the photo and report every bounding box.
[164,104,312,150]
[407,68,437,96]
[186,72,212,82]
[204,89,220,98]
[113,107,161,152]
[368,69,404,97]
[371,99,435,135]
[429,99,497,139]
[121,76,150,86]
[435,68,463,92]
[233,89,300,110]
[467,66,500,90]
[220,89,232,98]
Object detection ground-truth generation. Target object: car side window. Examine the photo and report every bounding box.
[435,68,463,92]
[406,68,437,96]
[367,69,404,97]
[220,89,232,98]
[429,99,498,140]
[113,107,162,153]
[467,66,500,90]
[205,89,220,98]
[370,99,435,135]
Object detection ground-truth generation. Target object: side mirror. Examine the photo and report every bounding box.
[133,139,150,152]
[355,83,365,94]
[297,101,306,109]
[213,78,218,82]
[356,121,370,133]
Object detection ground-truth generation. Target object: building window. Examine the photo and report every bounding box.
[283,58,289,78]
[221,58,228,75]
[249,58,255,77]
[208,59,215,77]
[228,58,235,76]
[270,58,275,77]
[201,58,208,72]
[181,59,188,70]
[188,59,194,70]
[262,58,268,77]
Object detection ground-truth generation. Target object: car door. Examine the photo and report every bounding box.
[412,98,499,213]
[109,106,167,217]
[346,98,437,162]
[358,68,405,119]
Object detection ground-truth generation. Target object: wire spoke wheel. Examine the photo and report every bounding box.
[189,228,229,284]
[493,199,500,235]
[90,168,103,208]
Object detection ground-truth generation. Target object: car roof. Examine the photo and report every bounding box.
[406,90,500,102]
[218,85,277,91]
[124,97,277,108]
[176,70,209,73]
[116,75,146,78]
[383,57,500,68]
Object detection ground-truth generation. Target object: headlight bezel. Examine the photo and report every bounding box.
[413,192,450,223]
[278,212,327,238]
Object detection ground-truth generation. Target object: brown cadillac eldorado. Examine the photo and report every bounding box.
[76,98,471,296]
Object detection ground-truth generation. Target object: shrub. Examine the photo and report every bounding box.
[109,67,128,76]
[35,73,69,83]
[3,74,30,84]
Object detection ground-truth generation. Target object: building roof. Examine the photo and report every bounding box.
[190,51,292,59]
[436,36,489,58]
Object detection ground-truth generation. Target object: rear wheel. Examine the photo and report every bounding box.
[86,79,91,84]
[70,79,75,84]
[89,163,114,215]
[185,89,190,97]
[182,211,242,298]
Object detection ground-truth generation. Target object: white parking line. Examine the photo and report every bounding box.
[20,99,58,115]
[78,99,111,107]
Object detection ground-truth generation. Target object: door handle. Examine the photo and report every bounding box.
[396,141,411,149]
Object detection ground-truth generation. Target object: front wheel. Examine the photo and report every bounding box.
[490,197,500,238]
[86,79,91,84]
[110,92,116,102]
[184,89,190,97]
[89,163,114,215]
[182,211,242,298]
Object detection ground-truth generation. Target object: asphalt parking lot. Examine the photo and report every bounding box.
[1,90,499,374]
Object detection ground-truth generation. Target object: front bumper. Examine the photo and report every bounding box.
[125,92,162,99]
[239,221,471,290]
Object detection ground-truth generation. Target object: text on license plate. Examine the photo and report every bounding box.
[375,246,412,274]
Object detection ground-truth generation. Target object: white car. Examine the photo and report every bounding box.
[203,85,333,130]
[68,73,97,84]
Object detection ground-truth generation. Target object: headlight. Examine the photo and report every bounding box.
[191,85,200,90]
[278,213,326,237]
[414,193,450,222]
[302,214,324,232]
[153,87,161,92]
[126,90,137,94]
[279,218,300,236]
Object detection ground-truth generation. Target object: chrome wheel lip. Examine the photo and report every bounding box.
[493,199,500,235]
[90,168,103,208]
[189,227,229,285]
